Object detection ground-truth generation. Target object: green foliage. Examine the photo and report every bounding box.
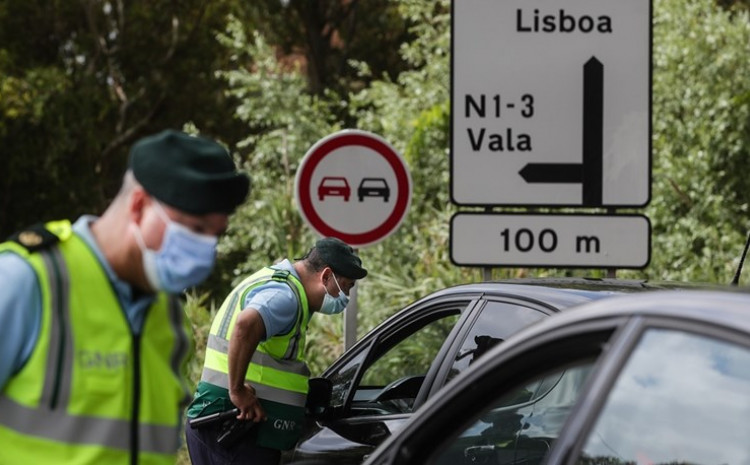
[649,0,750,283]
[233,1,411,95]
[182,292,219,393]
[0,67,66,128]
[0,0,247,235]
[177,292,216,465]
[208,18,342,297]
[361,315,459,386]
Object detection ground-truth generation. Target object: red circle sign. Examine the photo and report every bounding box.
[295,130,412,248]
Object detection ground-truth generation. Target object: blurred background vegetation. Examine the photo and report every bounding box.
[2,1,750,462]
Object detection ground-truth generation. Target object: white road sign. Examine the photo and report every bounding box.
[295,130,412,248]
[451,213,650,268]
[451,0,651,207]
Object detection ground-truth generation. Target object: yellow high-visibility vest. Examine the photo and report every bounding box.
[200,266,312,449]
[0,220,193,465]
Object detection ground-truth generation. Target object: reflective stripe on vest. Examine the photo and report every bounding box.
[206,334,311,377]
[41,246,73,409]
[202,267,311,407]
[0,221,191,464]
[0,396,178,454]
[200,367,307,406]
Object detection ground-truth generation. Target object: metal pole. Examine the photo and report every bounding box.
[483,206,493,281]
[606,207,617,278]
[344,284,358,350]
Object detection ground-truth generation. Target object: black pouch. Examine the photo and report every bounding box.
[189,407,255,449]
[189,408,240,430]
[216,417,256,448]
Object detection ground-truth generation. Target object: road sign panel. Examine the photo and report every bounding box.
[450,213,650,268]
[451,0,652,207]
[295,130,412,248]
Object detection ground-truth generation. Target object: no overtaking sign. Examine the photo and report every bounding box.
[295,130,412,248]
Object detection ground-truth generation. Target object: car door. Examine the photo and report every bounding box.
[284,295,557,464]
[282,295,472,464]
[416,297,557,407]
[367,315,750,465]
[362,320,623,465]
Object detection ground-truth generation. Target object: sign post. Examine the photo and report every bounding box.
[296,130,412,348]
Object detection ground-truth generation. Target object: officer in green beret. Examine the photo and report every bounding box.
[185,237,367,465]
[0,129,249,464]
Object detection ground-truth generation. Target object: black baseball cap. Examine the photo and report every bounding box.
[315,237,368,280]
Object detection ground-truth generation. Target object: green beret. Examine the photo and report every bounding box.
[315,237,368,280]
[129,130,250,215]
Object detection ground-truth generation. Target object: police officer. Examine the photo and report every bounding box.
[185,237,367,465]
[0,129,249,464]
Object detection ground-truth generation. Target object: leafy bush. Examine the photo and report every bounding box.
[649,0,750,283]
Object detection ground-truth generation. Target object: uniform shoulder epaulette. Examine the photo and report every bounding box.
[271,269,291,281]
[6,223,61,252]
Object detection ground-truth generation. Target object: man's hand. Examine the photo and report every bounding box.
[227,308,267,422]
[229,382,267,422]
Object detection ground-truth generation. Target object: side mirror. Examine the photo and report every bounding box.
[306,377,332,417]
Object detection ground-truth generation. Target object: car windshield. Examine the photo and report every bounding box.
[578,329,750,465]
[430,360,596,465]
[361,179,386,187]
[323,178,347,186]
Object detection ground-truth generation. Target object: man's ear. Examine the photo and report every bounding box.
[129,187,149,224]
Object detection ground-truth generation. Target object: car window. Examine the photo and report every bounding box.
[430,359,596,465]
[349,312,462,416]
[576,329,750,465]
[328,348,370,410]
[447,300,549,383]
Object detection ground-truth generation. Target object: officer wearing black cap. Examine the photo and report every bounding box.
[0,129,249,464]
[185,237,367,465]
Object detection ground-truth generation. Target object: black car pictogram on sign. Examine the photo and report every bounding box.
[357,178,390,202]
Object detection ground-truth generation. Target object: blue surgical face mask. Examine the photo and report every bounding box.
[319,272,350,315]
[132,201,218,293]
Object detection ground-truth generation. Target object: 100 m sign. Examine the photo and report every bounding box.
[500,228,558,253]
[451,214,650,268]
[500,228,603,254]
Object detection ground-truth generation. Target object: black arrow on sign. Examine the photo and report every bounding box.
[519,163,582,183]
[518,57,604,207]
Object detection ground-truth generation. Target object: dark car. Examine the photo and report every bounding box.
[361,289,750,465]
[281,278,694,464]
[357,178,390,202]
[318,176,351,201]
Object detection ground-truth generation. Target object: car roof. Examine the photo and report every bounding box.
[412,277,709,312]
[453,287,750,369]
[535,288,750,332]
[334,278,668,372]
[426,288,750,392]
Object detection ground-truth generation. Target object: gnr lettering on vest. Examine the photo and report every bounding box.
[273,419,297,431]
[78,350,129,371]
